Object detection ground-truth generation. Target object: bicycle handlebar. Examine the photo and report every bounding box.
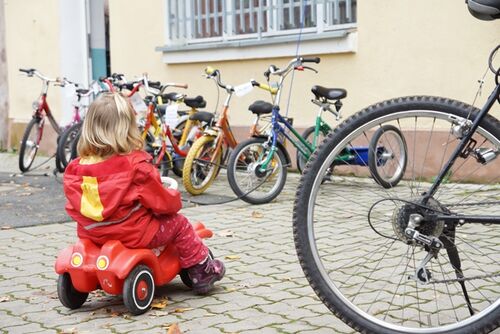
[265,56,321,78]
[19,68,61,84]
[204,66,233,91]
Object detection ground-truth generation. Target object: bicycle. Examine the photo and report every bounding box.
[18,68,77,172]
[55,82,103,172]
[226,57,408,204]
[138,79,213,177]
[182,67,276,195]
[292,1,500,333]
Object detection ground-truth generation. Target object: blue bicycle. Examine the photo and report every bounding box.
[226,57,408,204]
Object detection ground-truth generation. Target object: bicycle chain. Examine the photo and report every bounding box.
[444,200,500,208]
[430,272,500,284]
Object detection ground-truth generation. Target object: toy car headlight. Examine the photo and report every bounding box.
[71,252,83,267]
[96,256,109,270]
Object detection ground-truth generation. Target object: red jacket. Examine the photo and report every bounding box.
[63,150,182,248]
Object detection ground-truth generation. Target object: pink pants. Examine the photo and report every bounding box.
[147,213,209,268]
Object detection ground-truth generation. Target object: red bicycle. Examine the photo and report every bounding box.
[18,68,77,172]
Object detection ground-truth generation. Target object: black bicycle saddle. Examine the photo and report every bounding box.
[466,0,500,20]
[184,96,207,109]
[248,100,273,115]
[189,111,214,124]
[311,85,347,101]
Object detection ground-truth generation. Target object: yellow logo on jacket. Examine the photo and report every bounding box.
[80,176,104,221]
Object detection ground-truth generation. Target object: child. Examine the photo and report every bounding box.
[63,92,225,294]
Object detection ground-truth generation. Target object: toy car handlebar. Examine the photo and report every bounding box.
[160,176,178,190]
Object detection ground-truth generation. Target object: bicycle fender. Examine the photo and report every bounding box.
[253,135,292,167]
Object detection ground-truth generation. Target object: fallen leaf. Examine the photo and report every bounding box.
[224,287,237,292]
[251,211,263,218]
[0,296,10,302]
[166,323,183,334]
[0,226,12,230]
[151,298,169,309]
[224,255,240,260]
[173,307,193,313]
[110,311,121,317]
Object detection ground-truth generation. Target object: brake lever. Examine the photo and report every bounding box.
[302,66,318,73]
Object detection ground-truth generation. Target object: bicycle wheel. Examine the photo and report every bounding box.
[70,131,80,161]
[368,124,408,188]
[227,137,287,204]
[19,117,43,172]
[296,126,329,173]
[56,122,82,172]
[182,135,222,195]
[293,96,500,334]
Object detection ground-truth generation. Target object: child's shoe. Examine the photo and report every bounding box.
[187,257,225,294]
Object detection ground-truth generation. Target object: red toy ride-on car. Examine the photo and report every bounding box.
[55,221,213,315]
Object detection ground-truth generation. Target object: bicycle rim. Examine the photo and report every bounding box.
[294,96,500,333]
[183,136,221,194]
[228,137,287,204]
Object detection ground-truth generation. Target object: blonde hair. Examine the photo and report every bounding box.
[78,92,143,158]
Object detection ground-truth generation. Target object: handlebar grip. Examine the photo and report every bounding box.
[205,66,216,76]
[302,57,321,64]
[148,81,161,89]
[174,83,188,89]
[259,83,278,94]
[19,68,35,73]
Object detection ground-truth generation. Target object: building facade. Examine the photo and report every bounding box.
[3,0,500,157]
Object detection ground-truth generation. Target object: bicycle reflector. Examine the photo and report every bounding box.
[71,252,83,267]
[96,255,109,270]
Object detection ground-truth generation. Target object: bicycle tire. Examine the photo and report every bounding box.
[227,137,287,204]
[293,96,500,334]
[55,134,64,173]
[70,130,80,161]
[182,135,222,195]
[296,126,329,174]
[368,124,408,188]
[19,117,43,172]
[56,122,82,172]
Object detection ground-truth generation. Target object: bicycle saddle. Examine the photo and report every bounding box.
[161,92,182,102]
[76,89,90,95]
[248,100,273,115]
[189,111,214,124]
[311,85,347,101]
[467,0,500,20]
[184,96,207,109]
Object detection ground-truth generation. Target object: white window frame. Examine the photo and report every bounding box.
[157,0,357,63]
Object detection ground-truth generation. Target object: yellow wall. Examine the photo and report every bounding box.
[108,0,500,129]
[5,0,62,122]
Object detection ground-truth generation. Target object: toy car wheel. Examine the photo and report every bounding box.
[57,273,89,309]
[179,250,214,289]
[123,265,155,315]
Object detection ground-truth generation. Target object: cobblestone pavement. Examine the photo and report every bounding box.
[0,153,357,334]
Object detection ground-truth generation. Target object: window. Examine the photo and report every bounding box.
[165,0,357,47]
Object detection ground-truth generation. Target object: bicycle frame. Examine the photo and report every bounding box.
[425,81,500,225]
